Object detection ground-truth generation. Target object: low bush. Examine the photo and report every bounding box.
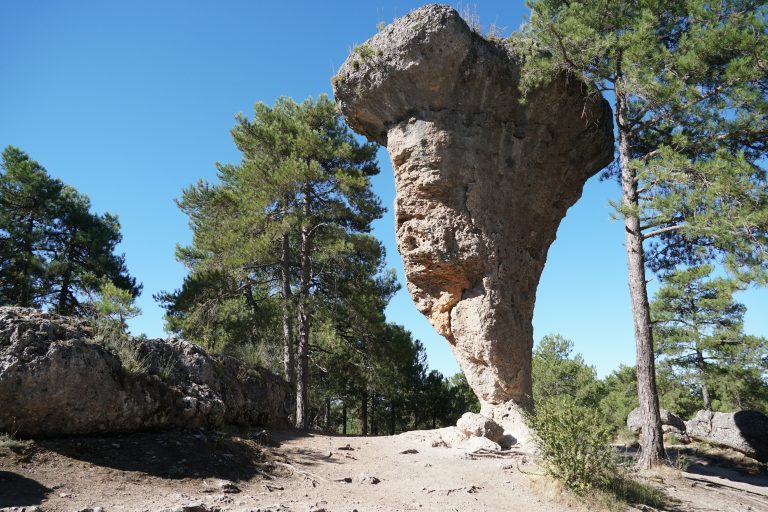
[529,394,616,492]
[0,432,33,459]
[96,327,148,376]
[529,395,666,509]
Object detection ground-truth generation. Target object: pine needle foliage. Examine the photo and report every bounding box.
[518,0,768,468]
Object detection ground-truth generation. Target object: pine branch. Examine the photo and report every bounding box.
[635,83,730,133]
[643,223,684,240]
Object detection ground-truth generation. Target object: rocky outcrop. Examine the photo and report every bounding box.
[332,4,613,417]
[399,425,503,453]
[456,412,503,443]
[685,409,768,462]
[0,306,292,436]
[627,407,687,437]
[398,411,509,452]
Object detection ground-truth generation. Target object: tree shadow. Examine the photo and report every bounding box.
[268,430,349,468]
[669,445,767,489]
[38,428,270,482]
[0,471,51,507]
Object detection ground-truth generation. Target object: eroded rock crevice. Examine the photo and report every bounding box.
[333,5,614,417]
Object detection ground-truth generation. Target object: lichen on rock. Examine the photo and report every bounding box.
[332,3,614,422]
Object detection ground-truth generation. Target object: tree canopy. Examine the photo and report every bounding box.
[652,265,768,412]
[0,146,140,314]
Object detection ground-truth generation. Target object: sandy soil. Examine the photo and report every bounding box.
[1,428,766,512]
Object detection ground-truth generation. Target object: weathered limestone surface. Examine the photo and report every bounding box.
[686,409,768,462]
[456,412,504,443]
[0,307,292,436]
[333,5,614,411]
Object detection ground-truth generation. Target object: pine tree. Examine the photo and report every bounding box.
[0,146,139,312]
[49,186,139,315]
[520,0,768,467]
[163,95,385,428]
[0,147,63,307]
[651,264,768,412]
[532,334,605,408]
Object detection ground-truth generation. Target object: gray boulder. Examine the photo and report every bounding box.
[0,306,292,436]
[627,407,687,436]
[332,4,613,414]
[685,409,768,462]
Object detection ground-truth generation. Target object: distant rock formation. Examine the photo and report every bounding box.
[0,306,292,436]
[332,3,613,421]
[686,409,768,462]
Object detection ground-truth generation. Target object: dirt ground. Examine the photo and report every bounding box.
[1,428,766,512]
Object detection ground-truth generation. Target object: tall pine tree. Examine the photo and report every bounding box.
[0,146,139,312]
[651,265,768,412]
[162,95,385,427]
[0,146,62,307]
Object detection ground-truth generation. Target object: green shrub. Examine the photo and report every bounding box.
[529,395,667,509]
[353,43,375,61]
[529,395,616,492]
[0,432,33,459]
[230,342,268,381]
[86,279,147,376]
[101,334,148,376]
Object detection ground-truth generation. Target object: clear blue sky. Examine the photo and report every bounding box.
[2,1,765,378]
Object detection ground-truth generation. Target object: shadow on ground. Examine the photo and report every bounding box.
[0,471,51,507]
[670,445,768,489]
[267,430,350,471]
[37,428,270,482]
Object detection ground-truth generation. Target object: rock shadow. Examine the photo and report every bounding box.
[38,428,269,482]
[0,471,51,507]
[733,410,768,463]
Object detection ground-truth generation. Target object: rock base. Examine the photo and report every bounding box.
[399,408,532,454]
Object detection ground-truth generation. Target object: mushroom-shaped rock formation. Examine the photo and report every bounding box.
[333,5,614,415]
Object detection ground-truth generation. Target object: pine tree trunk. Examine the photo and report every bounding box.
[617,91,666,469]
[695,349,712,410]
[295,184,312,429]
[361,389,368,436]
[57,268,71,314]
[280,231,295,392]
[390,399,396,435]
[371,391,377,435]
[325,396,332,431]
[56,231,77,315]
[295,306,309,428]
[342,401,348,435]
[19,218,34,307]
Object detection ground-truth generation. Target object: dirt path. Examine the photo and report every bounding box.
[1,429,766,511]
[0,428,563,512]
